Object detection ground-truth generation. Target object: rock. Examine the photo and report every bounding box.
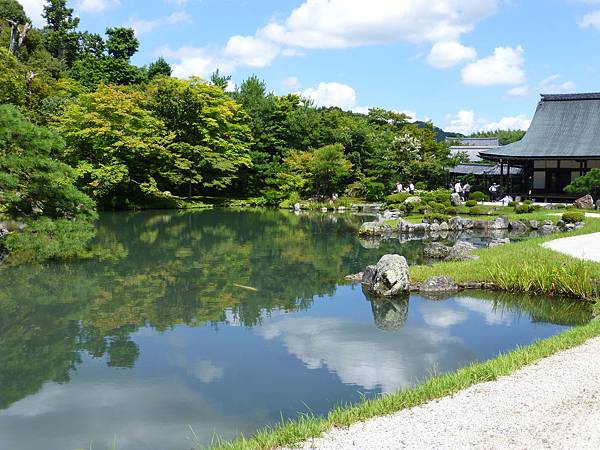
[423,242,451,259]
[369,297,409,331]
[450,192,462,206]
[439,222,449,231]
[448,216,463,231]
[556,220,566,230]
[404,196,421,204]
[445,241,478,261]
[397,219,415,233]
[430,222,440,232]
[472,220,488,230]
[489,238,510,248]
[321,207,328,212]
[338,206,346,212]
[362,265,377,285]
[383,210,402,220]
[574,194,594,209]
[541,224,557,234]
[419,276,459,292]
[412,223,430,233]
[564,223,576,231]
[544,219,553,226]
[359,221,392,236]
[509,220,528,233]
[364,254,410,297]
[358,238,380,249]
[575,222,585,230]
[294,202,301,211]
[345,272,363,283]
[489,216,509,229]
[528,220,539,230]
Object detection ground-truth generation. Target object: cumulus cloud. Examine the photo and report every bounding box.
[445,110,531,134]
[302,82,357,110]
[538,74,576,93]
[461,45,526,86]
[129,11,191,35]
[17,0,45,26]
[426,41,477,68]
[506,85,530,97]
[165,0,498,78]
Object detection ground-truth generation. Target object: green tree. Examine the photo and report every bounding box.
[147,56,171,79]
[146,76,253,197]
[42,0,80,65]
[52,84,176,207]
[209,68,231,91]
[565,169,600,199]
[0,47,26,104]
[105,27,138,60]
[309,144,352,196]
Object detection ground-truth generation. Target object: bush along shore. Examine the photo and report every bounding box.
[204,218,600,450]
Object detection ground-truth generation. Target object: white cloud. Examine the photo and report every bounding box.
[426,41,477,68]
[538,74,576,93]
[506,85,530,97]
[302,82,357,110]
[17,0,45,26]
[461,45,526,86]
[77,0,120,13]
[445,110,531,134]
[282,76,301,89]
[580,9,600,29]
[129,11,191,35]
[260,0,497,49]
[164,0,498,78]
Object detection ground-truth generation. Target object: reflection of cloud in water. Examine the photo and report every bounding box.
[173,354,224,383]
[0,379,251,450]
[454,297,514,325]
[258,317,475,392]
[419,302,468,328]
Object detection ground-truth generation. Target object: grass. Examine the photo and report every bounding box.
[205,318,600,450]
[411,218,600,300]
[202,218,600,450]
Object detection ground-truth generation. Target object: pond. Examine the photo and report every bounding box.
[0,210,591,450]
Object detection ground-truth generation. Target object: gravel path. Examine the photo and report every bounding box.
[286,336,600,450]
[542,232,600,262]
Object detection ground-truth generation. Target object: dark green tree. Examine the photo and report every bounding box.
[565,169,600,199]
[42,0,80,64]
[210,68,231,91]
[147,56,172,79]
[105,26,138,60]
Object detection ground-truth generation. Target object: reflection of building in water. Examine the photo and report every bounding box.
[367,294,409,331]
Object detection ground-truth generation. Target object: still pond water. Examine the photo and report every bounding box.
[0,210,591,450]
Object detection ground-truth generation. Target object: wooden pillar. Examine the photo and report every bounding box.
[507,161,512,195]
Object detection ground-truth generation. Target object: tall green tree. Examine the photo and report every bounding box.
[42,0,79,65]
[105,27,138,60]
[146,77,252,197]
[147,56,171,79]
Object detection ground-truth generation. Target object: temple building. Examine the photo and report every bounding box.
[448,137,500,162]
[479,93,600,200]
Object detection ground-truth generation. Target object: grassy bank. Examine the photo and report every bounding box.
[411,218,600,301]
[204,318,600,450]
[203,219,600,450]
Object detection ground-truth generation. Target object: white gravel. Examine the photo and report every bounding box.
[542,232,600,262]
[286,335,600,450]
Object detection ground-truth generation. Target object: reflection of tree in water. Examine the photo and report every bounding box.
[0,209,592,410]
[366,293,410,331]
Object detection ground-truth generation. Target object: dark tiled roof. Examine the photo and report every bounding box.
[447,137,500,146]
[481,92,600,160]
[450,163,523,176]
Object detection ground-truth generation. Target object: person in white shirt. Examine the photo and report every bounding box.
[454,181,462,196]
[396,182,403,193]
[409,183,415,194]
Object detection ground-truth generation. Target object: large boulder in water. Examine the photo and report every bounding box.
[363,254,410,297]
[359,221,392,236]
[445,241,478,261]
[574,195,594,209]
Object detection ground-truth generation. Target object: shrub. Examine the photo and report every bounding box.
[507,201,517,207]
[421,189,452,204]
[471,191,489,202]
[415,181,427,190]
[445,207,458,215]
[364,181,386,201]
[385,192,411,205]
[427,201,446,213]
[562,211,585,223]
[424,213,450,223]
[465,200,477,207]
[515,204,534,214]
[523,199,533,205]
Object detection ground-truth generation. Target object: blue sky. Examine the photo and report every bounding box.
[18,0,600,133]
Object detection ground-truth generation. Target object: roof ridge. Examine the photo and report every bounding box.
[541,93,600,101]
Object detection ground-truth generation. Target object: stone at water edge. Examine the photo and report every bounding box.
[509,220,528,233]
[294,202,301,211]
[365,254,410,297]
[489,238,510,248]
[345,272,364,283]
[489,216,509,230]
[574,194,594,209]
[419,276,459,292]
[423,242,451,259]
[445,240,478,261]
[359,221,392,236]
[528,220,539,230]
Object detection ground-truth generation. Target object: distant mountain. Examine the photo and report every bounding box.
[414,121,463,142]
